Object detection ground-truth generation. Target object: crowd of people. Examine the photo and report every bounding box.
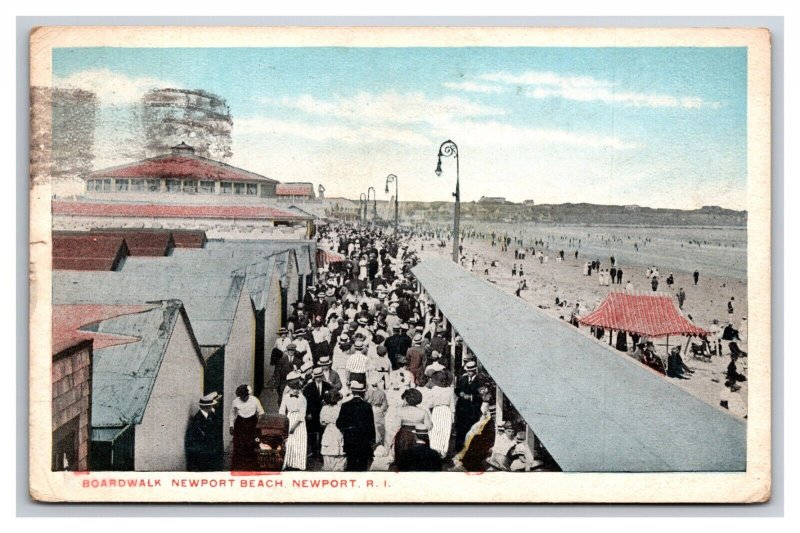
[185,222,546,473]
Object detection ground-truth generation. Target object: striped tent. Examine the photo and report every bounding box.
[316,247,347,269]
[579,292,709,337]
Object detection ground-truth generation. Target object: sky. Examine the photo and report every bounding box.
[52,46,748,210]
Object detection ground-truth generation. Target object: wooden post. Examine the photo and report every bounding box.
[609,328,613,346]
[496,387,504,429]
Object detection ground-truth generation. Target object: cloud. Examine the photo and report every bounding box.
[479,70,721,109]
[441,81,506,94]
[263,91,505,127]
[236,116,430,147]
[53,68,180,106]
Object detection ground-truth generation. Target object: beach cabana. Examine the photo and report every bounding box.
[578,292,709,353]
[412,258,744,472]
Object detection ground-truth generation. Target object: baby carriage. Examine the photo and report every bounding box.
[254,414,289,471]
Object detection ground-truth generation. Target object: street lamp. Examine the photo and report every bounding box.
[435,139,460,263]
[359,193,367,224]
[367,186,377,224]
[385,174,398,234]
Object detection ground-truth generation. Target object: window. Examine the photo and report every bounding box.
[131,180,145,192]
[166,179,181,192]
[102,179,111,192]
[234,183,245,195]
[183,180,198,193]
[200,180,215,194]
[115,179,129,192]
[221,182,232,194]
[87,179,98,192]
[246,183,258,196]
[147,179,161,192]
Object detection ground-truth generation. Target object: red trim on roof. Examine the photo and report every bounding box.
[276,183,314,196]
[52,201,310,221]
[90,154,276,184]
[578,292,710,338]
[52,304,154,354]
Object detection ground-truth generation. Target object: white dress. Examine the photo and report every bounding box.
[426,386,456,457]
[279,392,307,470]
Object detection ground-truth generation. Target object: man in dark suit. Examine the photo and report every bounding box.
[454,360,487,451]
[303,366,333,459]
[384,325,412,370]
[184,392,223,471]
[336,380,375,471]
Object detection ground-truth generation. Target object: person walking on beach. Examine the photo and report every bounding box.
[512,264,517,276]
[693,270,700,285]
[677,288,686,310]
[728,297,735,315]
[651,277,659,292]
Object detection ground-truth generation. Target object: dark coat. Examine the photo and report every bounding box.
[396,442,443,471]
[385,334,412,369]
[455,373,487,431]
[184,409,223,471]
[303,379,333,434]
[336,396,375,459]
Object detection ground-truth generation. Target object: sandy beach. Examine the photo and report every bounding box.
[412,228,749,419]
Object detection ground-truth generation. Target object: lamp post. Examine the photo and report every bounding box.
[385,174,398,234]
[359,193,367,225]
[367,186,377,225]
[435,139,460,263]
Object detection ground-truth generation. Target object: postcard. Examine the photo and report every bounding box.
[29,25,771,503]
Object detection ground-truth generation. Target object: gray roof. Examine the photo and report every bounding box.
[53,270,248,347]
[120,251,280,312]
[205,239,316,275]
[86,301,198,429]
[412,258,746,472]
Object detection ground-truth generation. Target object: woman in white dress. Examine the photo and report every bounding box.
[425,371,456,458]
[319,390,346,471]
[358,255,368,280]
[279,381,308,471]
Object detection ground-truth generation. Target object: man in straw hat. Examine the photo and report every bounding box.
[303,366,334,460]
[336,380,376,471]
[316,355,342,392]
[184,392,222,471]
[455,359,487,451]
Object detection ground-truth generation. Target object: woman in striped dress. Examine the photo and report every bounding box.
[425,371,456,458]
[279,381,308,471]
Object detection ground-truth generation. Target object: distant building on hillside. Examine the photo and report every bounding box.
[478,196,507,204]
[523,199,535,206]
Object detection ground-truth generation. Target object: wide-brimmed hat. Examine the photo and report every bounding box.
[400,323,409,330]
[357,317,369,325]
[338,334,350,343]
[412,333,423,343]
[294,328,307,336]
[198,392,220,407]
[277,327,288,335]
[312,366,325,377]
[354,339,365,349]
[300,361,313,374]
[286,343,297,351]
[286,371,302,382]
[349,380,366,392]
[317,356,332,367]
[464,360,478,372]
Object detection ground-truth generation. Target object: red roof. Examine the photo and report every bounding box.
[90,154,277,184]
[168,230,207,248]
[52,234,129,271]
[276,183,314,196]
[85,230,175,256]
[52,304,154,355]
[578,292,710,338]
[52,201,310,221]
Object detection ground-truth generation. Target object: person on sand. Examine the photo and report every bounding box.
[666,346,693,380]
[693,270,700,285]
[677,288,686,310]
[651,277,659,292]
[626,280,634,293]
